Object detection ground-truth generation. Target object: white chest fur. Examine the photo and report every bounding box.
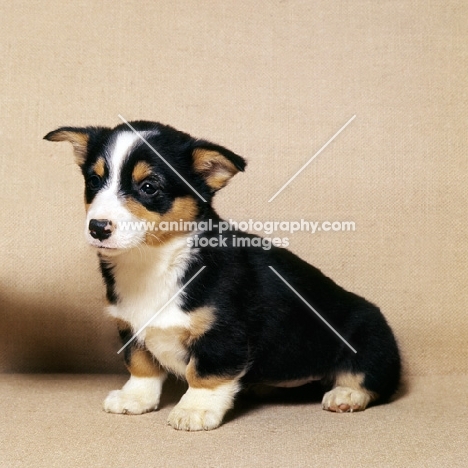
[106,237,194,374]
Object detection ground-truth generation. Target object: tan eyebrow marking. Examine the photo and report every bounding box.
[132,161,152,183]
[92,157,106,177]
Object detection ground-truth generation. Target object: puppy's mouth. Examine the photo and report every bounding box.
[87,238,125,253]
[94,244,126,257]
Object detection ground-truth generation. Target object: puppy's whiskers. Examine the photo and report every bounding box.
[146,231,163,245]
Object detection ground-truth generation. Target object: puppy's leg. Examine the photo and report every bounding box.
[104,322,166,415]
[322,373,377,413]
[167,359,241,431]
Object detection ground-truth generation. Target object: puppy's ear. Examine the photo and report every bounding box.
[192,141,246,191]
[44,126,106,166]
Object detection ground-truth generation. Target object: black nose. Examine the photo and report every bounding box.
[89,219,113,241]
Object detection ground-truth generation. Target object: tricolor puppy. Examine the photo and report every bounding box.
[44,121,400,431]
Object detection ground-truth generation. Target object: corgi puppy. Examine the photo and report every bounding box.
[44,121,400,431]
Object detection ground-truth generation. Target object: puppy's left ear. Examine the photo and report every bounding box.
[192,141,246,191]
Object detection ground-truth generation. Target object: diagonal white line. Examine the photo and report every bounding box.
[118,114,207,202]
[268,266,357,353]
[117,266,206,354]
[268,114,356,203]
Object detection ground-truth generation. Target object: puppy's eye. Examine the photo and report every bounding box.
[87,174,102,190]
[140,182,157,195]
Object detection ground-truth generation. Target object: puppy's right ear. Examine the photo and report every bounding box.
[44,126,105,166]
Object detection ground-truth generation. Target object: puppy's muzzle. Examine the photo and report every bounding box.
[89,219,114,241]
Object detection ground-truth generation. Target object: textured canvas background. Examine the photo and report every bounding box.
[0,0,466,376]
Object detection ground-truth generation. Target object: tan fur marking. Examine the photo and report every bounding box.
[186,359,235,390]
[186,307,215,345]
[128,348,163,377]
[132,161,152,183]
[193,148,239,190]
[46,130,89,165]
[115,319,163,377]
[125,196,198,245]
[92,157,106,178]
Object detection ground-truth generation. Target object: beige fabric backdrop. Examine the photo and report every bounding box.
[0,0,466,376]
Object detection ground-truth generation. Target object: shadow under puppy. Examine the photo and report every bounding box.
[44,121,400,431]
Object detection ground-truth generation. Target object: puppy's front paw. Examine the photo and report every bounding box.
[322,386,371,413]
[167,384,238,431]
[167,405,223,431]
[103,376,163,415]
[103,389,159,415]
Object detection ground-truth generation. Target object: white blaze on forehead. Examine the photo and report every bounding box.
[106,131,142,192]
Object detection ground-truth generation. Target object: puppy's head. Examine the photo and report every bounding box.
[44,121,245,255]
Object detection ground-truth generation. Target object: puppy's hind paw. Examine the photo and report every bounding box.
[322,386,372,413]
